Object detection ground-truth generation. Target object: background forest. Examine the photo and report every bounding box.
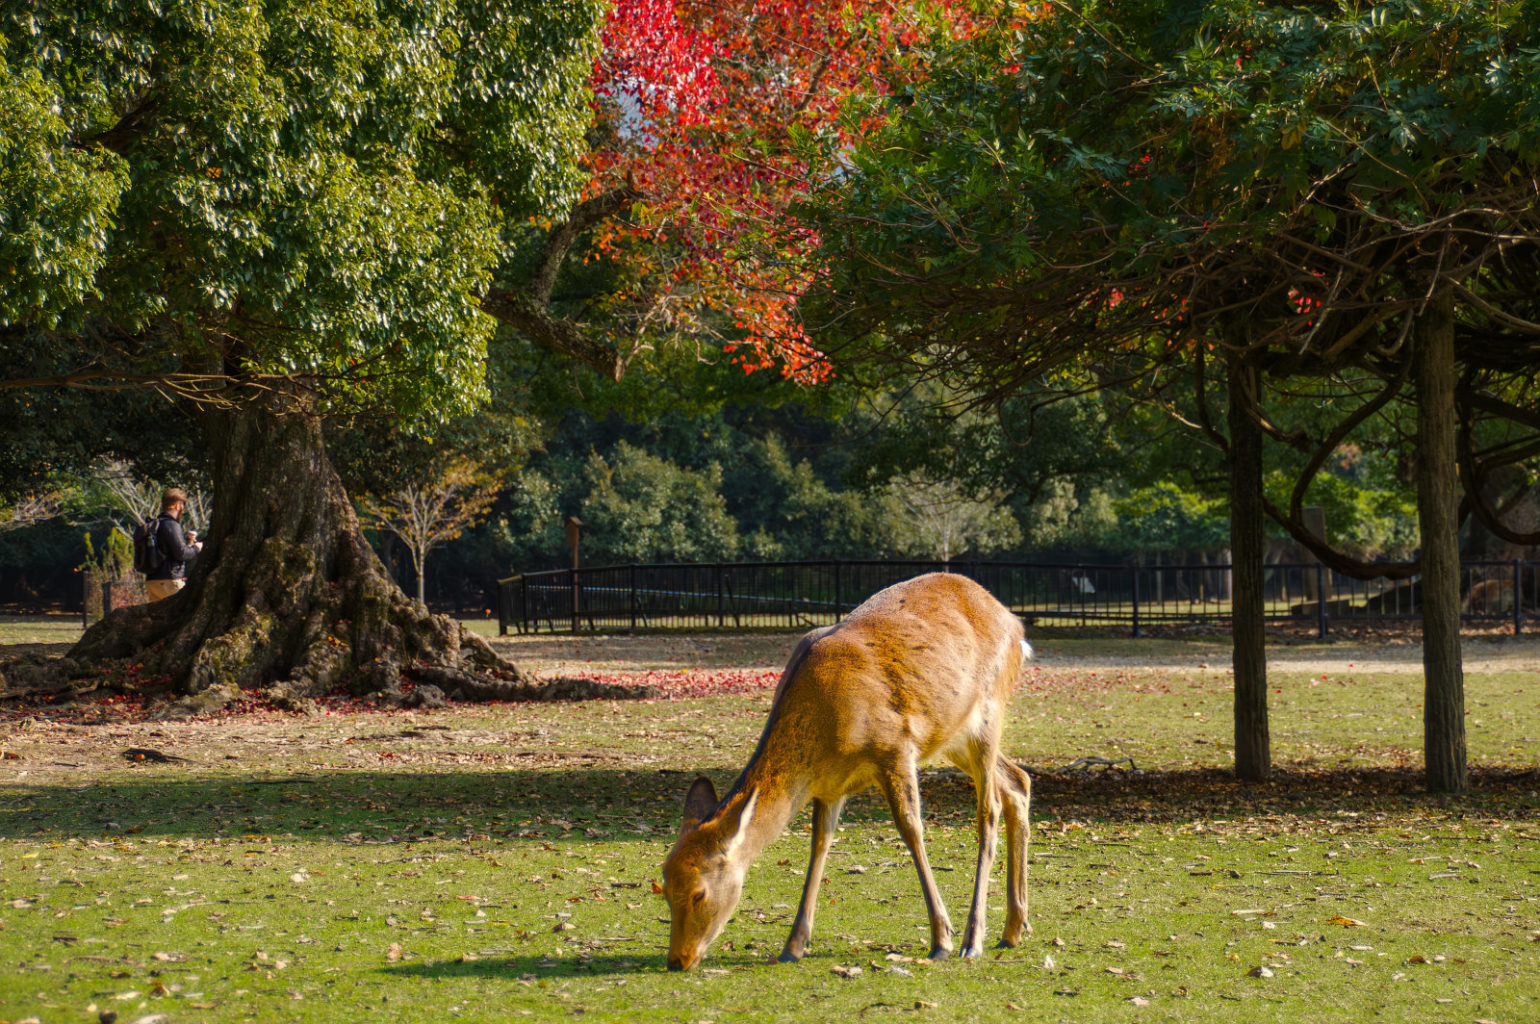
[1,344,1433,613]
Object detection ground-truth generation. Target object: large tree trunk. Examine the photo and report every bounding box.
[53,402,647,713]
[1414,289,1468,794]
[1226,352,1270,781]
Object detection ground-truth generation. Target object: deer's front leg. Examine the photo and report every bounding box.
[779,796,844,963]
[879,762,953,961]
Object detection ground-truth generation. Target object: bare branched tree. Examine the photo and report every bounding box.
[95,460,161,538]
[358,460,504,605]
[882,473,1020,563]
[94,460,211,538]
[0,489,69,533]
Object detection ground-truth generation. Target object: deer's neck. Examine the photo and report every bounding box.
[713,736,816,865]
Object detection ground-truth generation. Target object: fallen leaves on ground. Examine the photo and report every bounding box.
[535,668,780,700]
[0,667,785,725]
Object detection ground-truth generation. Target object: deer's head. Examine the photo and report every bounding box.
[662,776,757,970]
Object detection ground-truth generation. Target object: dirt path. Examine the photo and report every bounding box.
[8,626,1540,680]
[486,630,1540,676]
[486,631,801,674]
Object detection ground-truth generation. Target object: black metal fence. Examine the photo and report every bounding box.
[498,558,1540,637]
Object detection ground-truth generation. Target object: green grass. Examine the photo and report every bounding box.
[0,614,85,646]
[1,644,1537,1023]
[0,615,502,647]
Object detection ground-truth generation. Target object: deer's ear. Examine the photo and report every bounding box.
[681,775,719,832]
[721,790,758,860]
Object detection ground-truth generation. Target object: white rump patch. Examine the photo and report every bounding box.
[1020,638,1035,662]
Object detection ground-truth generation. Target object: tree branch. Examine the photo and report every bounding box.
[1261,495,1420,581]
[479,181,642,381]
[530,182,642,304]
[1287,360,1411,527]
[1456,395,1540,547]
[479,286,630,381]
[76,91,158,155]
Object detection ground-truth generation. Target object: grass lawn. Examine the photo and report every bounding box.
[0,626,1536,1023]
[0,614,86,647]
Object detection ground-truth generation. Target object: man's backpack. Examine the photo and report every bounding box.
[132,517,164,576]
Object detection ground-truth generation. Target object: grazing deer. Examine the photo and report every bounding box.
[662,573,1033,971]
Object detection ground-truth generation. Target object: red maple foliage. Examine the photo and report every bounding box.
[584,0,995,383]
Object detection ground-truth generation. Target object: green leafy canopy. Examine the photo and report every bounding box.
[807,0,1540,378]
[1,0,604,421]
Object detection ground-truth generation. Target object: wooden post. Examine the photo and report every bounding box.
[1130,563,1141,638]
[1513,559,1522,637]
[1301,505,1327,602]
[564,516,583,634]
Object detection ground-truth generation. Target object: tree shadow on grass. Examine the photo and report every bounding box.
[3,764,1535,843]
[0,766,689,843]
[1025,763,1540,823]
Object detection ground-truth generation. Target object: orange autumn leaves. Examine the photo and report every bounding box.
[585,1,1001,384]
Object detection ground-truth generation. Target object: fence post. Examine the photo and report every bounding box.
[717,563,725,628]
[570,568,580,634]
[630,564,638,632]
[1131,564,1141,638]
[1514,559,1523,636]
[1316,564,1328,638]
[833,559,842,620]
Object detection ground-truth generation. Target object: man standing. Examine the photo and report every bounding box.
[145,487,204,602]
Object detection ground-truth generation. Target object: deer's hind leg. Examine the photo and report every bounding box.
[995,754,1032,946]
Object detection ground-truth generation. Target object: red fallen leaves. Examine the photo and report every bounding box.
[3,657,1142,726]
[0,665,1130,725]
[540,668,781,700]
[0,667,785,725]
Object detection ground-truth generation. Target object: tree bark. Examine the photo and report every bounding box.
[1226,352,1270,781]
[1414,288,1468,794]
[56,401,651,713]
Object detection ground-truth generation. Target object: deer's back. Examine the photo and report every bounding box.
[771,574,1023,773]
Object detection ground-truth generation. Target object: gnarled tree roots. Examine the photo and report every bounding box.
[1,406,661,716]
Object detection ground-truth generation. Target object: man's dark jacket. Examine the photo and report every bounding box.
[149,514,199,581]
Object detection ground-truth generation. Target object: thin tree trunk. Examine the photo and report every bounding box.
[1414,288,1467,794]
[1227,351,1270,781]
